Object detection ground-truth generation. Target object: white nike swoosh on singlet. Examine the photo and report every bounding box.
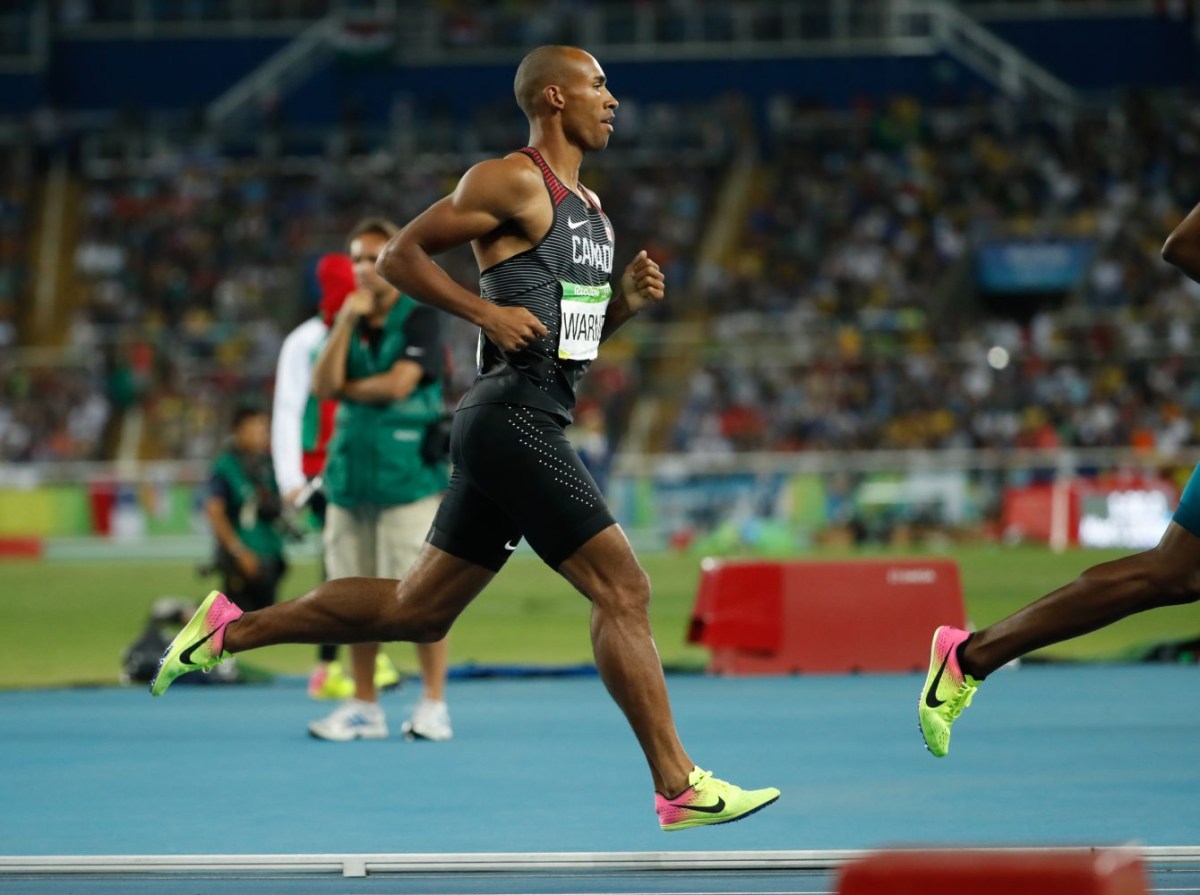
[567,218,587,229]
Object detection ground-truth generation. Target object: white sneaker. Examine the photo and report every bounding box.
[308,699,388,741]
[400,698,453,741]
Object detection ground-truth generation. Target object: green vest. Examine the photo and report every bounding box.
[302,389,321,454]
[323,297,449,508]
[212,449,284,556]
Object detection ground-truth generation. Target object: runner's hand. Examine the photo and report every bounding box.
[620,250,665,314]
[482,305,549,352]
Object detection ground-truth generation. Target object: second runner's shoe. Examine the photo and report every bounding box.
[149,590,243,697]
[656,767,780,831]
[918,625,980,757]
[374,652,402,691]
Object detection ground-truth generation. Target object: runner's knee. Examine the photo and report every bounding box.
[591,565,652,618]
[410,616,453,643]
[1107,544,1200,608]
[381,583,457,642]
[384,606,453,643]
[1145,559,1200,606]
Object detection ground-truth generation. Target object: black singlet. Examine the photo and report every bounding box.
[458,146,616,424]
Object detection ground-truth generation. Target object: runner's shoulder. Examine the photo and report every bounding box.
[456,154,544,208]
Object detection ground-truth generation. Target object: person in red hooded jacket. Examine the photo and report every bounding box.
[271,253,400,701]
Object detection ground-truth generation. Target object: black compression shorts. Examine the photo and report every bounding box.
[427,403,616,571]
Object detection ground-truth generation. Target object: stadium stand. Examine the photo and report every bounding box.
[670,90,1200,454]
[0,0,1197,471]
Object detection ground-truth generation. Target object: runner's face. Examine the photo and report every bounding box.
[561,54,618,151]
[350,232,392,299]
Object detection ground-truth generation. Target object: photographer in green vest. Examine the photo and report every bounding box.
[307,217,452,743]
[206,403,288,613]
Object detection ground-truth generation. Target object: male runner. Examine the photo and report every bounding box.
[151,45,779,831]
[919,201,1200,757]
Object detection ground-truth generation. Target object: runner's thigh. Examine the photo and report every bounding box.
[455,403,615,569]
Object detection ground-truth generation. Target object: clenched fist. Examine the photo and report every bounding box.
[620,250,665,314]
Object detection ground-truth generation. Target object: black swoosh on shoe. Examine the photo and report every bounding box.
[924,653,951,708]
[705,795,778,827]
[179,629,219,667]
[683,797,726,814]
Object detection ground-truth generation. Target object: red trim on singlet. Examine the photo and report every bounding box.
[519,146,570,206]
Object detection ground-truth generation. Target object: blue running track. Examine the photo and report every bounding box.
[1,666,1197,892]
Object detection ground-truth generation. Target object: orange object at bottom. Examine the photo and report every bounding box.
[837,848,1148,895]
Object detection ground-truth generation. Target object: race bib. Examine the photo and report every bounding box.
[558,281,611,361]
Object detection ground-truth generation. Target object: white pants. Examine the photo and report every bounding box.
[323,495,441,580]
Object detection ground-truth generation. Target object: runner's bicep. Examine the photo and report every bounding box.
[401,195,503,257]
[419,160,537,249]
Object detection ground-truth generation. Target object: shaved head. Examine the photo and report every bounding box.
[513,45,595,119]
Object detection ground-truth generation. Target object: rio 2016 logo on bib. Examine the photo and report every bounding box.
[558,281,612,361]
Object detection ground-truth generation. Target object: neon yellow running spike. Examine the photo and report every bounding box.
[656,767,780,831]
[308,662,355,701]
[374,652,402,691]
[149,591,243,697]
[918,625,980,757]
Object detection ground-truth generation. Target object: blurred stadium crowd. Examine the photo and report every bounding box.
[1,2,1198,467]
[673,90,1200,454]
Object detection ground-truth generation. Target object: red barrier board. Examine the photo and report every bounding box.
[689,558,966,674]
[0,537,43,560]
[837,849,1147,895]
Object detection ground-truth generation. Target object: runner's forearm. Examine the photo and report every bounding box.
[600,292,638,343]
[377,240,495,328]
[1163,202,1200,283]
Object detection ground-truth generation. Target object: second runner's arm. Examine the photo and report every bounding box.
[1163,201,1200,283]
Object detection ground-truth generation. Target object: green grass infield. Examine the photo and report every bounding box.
[3,545,1199,688]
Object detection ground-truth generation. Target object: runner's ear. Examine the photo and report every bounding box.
[544,84,566,111]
